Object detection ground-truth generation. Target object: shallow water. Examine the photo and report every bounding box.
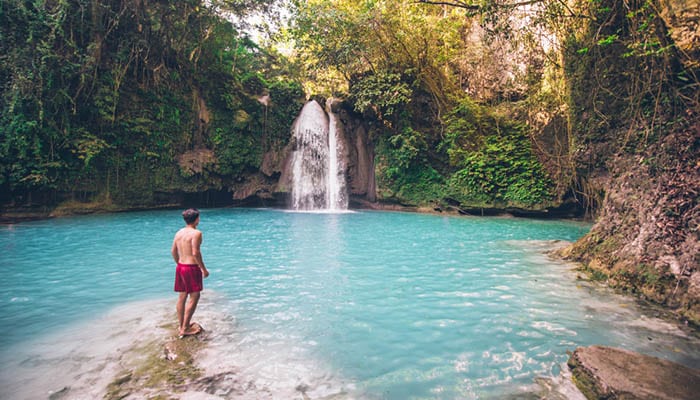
[0,209,698,399]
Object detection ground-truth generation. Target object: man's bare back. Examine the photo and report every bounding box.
[172,227,205,267]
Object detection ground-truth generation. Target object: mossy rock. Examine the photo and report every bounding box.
[568,345,700,400]
[104,326,206,400]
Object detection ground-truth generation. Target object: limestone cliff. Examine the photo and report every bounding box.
[563,123,699,324]
[559,0,700,324]
[328,98,376,202]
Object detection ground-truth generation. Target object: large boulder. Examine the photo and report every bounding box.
[568,345,700,399]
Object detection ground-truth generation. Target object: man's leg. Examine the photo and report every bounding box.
[177,292,188,335]
[182,291,201,335]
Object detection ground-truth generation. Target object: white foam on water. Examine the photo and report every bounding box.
[283,209,356,215]
[0,293,354,400]
[194,303,355,399]
[0,297,173,400]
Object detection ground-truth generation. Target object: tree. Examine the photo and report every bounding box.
[0,0,302,206]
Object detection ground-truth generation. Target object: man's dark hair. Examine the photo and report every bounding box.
[182,208,200,225]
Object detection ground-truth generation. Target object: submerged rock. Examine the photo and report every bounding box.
[48,386,70,400]
[105,327,207,400]
[568,345,700,399]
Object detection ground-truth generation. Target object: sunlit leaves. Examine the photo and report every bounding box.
[350,72,412,119]
[289,0,463,98]
[72,130,111,167]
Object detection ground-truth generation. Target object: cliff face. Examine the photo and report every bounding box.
[564,123,699,323]
[660,0,700,71]
[329,98,376,203]
[559,0,700,324]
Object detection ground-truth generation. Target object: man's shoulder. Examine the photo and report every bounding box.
[174,227,194,238]
[184,227,202,237]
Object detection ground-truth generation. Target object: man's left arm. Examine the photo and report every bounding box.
[192,231,209,278]
[171,239,179,263]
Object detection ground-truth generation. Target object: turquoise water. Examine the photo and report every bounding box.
[1,209,698,399]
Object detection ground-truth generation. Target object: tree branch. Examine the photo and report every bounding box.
[415,0,544,11]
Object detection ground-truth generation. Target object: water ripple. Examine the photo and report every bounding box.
[1,210,698,400]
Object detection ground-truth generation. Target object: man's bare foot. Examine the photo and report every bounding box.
[178,323,202,338]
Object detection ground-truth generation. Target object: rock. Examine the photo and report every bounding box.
[112,372,132,386]
[48,386,70,400]
[177,149,216,176]
[260,145,292,178]
[568,345,700,399]
[164,341,178,361]
[659,0,700,70]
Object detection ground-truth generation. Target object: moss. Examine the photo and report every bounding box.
[567,356,600,400]
[104,328,205,400]
[139,340,203,387]
[604,262,676,303]
[50,197,120,217]
[595,236,620,254]
[683,302,700,328]
[586,268,609,282]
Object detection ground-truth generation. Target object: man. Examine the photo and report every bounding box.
[171,208,209,337]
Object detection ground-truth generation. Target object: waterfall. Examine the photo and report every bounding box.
[290,100,348,211]
[326,100,348,210]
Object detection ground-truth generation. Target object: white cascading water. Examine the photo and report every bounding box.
[326,99,348,210]
[290,100,347,211]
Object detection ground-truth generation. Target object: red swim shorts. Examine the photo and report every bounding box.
[174,263,203,293]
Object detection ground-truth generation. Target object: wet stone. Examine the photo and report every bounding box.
[568,345,700,400]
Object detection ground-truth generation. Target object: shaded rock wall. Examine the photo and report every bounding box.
[328,99,376,202]
[563,121,700,324]
[559,0,700,325]
[660,0,700,70]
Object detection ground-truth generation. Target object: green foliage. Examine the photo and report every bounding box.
[386,127,426,172]
[441,99,554,207]
[11,0,683,214]
[290,0,558,209]
[564,0,694,151]
[440,97,487,165]
[265,79,306,147]
[597,33,619,46]
[1,0,303,206]
[389,165,446,205]
[72,129,111,167]
[350,72,413,121]
[212,127,260,177]
[375,126,445,204]
[290,0,461,108]
[0,114,52,189]
[445,136,554,206]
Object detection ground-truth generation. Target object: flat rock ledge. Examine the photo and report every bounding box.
[568,345,700,400]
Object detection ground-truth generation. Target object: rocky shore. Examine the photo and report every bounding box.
[103,338,700,400]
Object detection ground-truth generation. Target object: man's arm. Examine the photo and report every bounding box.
[191,231,209,278]
[171,238,179,263]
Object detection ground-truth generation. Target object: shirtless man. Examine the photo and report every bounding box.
[171,208,210,337]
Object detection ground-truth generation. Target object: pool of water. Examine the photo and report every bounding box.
[0,208,697,399]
